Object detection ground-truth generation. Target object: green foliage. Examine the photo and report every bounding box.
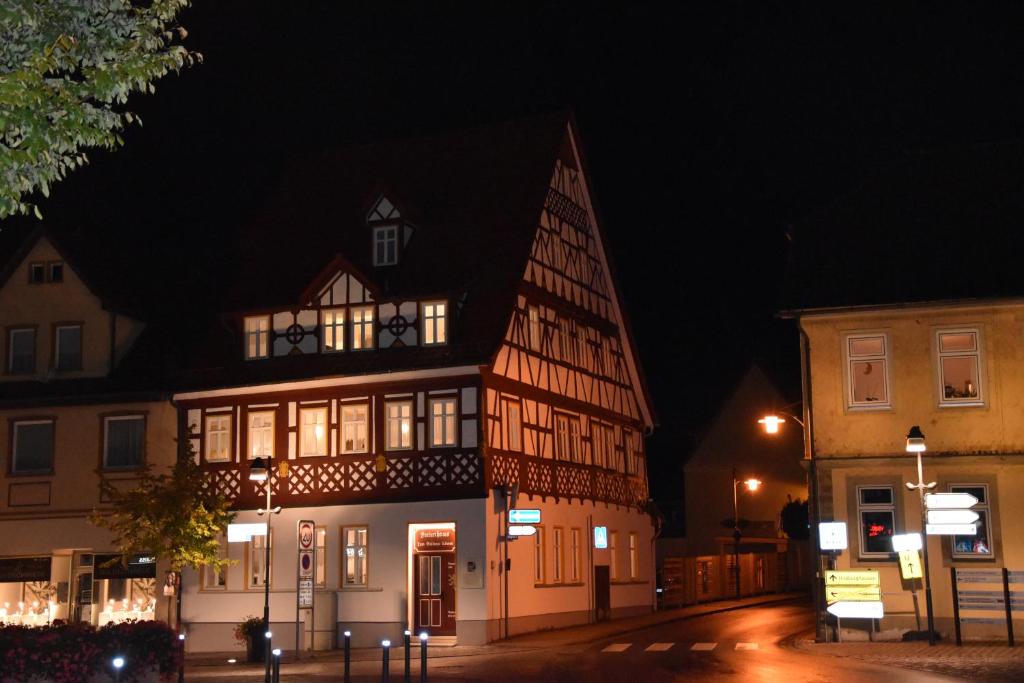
[0,0,198,218]
[91,443,235,574]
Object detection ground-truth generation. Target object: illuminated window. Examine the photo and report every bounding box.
[54,324,82,371]
[103,416,144,469]
[502,399,521,451]
[429,398,457,447]
[300,407,327,457]
[857,486,895,558]
[248,411,274,458]
[385,401,412,450]
[341,404,369,453]
[205,413,232,463]
[937,329,983,405]
[553,528,564,583]
[244,316,270,360]
[342,526,368,587]
[12,420,54,473]
[351,306,374,350]
[315,527,327,588]
[248,531,272,588]
[629,532,639,579]
[322,308,345,352]
[570,528,581,582]
[527,306,541,351]
[950,484,993,559]
[8,327,35,374]
[609,531,618,581]
[373,224,398,266]
[844,333,890,408]
[533,527,545,584]
[422,302,447,345]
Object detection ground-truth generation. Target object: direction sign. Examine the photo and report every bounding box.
[825,570,880,587]
[825,586,882,604]
[891,533,922,552]
[509,509,541,524]
[507,525,537,537]
[819,522,848,551]
[926,523,976,536]
[827,601,884,619]
[898,550,923,580]
[924,492,978,509]
[927,509,979,525]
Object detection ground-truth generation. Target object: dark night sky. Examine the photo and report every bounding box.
[16,3,1024,505]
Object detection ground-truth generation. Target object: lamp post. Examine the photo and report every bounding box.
[731,470,762,599]
[905,425,937,645]
[250,456,281,683]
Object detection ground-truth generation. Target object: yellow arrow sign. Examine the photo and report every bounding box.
[898,550,923,580]
[825,586,882,604]
[825,570,880,587]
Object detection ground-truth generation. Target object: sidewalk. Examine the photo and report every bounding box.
[187,591,805,670]
[791,636,1024,682]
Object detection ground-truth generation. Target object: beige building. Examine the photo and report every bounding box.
[0,230,177,628]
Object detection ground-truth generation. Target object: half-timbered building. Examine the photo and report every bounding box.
[173,114,656,650]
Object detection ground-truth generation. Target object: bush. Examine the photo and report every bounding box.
[0,619,181,683]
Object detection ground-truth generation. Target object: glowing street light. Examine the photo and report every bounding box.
[731,469,762,599]
[743,478,762,492]
[758,415,785,433]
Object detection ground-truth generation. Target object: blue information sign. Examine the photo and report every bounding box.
[508,508,541,524]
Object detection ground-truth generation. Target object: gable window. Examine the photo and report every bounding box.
[12,420,54,474]
[28,263,45,284]
[527,306,541,351]
[341,404,369,453]
[300,407,327,457]
[322,308,345,352]
[8,328,36,374]
[937,329,983,405]
[205,413,232,463]
[373,224,399,266]
[351,306,374,350]
[248,411,275,458]
[385,400,412,450]
[422,302,447,345]
[502,399,522,452]
[54,324,82,371]
[429,397,457,447]
[950,484,993,558]
[103,415,145,469]
[48,262,63,283]
[342,526,368,587]
[845,333,890,408]
[857,486,895,558]
[244,316,270,360]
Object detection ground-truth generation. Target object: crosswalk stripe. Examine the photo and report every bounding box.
[691,642,717,651]
[644,643,674,652]
[735,642,758,651]
[602,643,631,653]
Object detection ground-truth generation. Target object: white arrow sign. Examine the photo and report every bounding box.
[507,525,537,537]
[926,523,976,536]
[927,509,979,525]
[891,533,922,552]
[827,601,884,619]
[925,492,978,509]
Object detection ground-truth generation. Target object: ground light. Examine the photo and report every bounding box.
[112,656,125,683]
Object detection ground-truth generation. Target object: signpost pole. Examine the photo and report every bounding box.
[1003,568,1015,647]
[916,452,936,646]
[503,487,510,640]
[950,568,961,646]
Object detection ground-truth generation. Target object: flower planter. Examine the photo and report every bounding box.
[247,633,266,663]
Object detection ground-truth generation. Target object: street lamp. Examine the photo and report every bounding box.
[250,456,282,683]
[904,425,937,645]
[731,470,762,598]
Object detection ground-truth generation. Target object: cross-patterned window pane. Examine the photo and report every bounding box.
[422,302,447,345]
[300,407,327,457]
[248,411,274,458]
[244,316,270,360]
[341,404,368,453]
[430,398,457,447]
[351,306,374,350]
[374,225,398,266]
[205,414,232,462]
[343,527,368,587]
[322,308,345,352]
[386,401,412,450]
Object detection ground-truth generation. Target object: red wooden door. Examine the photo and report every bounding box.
[414,553,456,635]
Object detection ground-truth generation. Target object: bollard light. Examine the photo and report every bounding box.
[113,657,125,669]
[404,630,412,682]
[272,648,282,683]
[420,632,428,683]
[343,630,352,683]
[265,630,273,639]
[382,639,392,681]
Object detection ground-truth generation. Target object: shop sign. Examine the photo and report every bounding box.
[0,557,51,583]
[94,554,157,579]
[415,527,456,552]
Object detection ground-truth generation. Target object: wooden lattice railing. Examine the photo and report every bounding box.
[487,451,648,509]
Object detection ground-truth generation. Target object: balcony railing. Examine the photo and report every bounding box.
[487,451,648,509]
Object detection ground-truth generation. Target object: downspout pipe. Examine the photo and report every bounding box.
[799,325,824,642]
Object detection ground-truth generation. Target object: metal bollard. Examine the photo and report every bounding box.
[343,630,352,683]
[272,648,281,683]
[382,639,391,681]
[404,630,411,682]
[178,633,186,683]
[265,630,273,683]
[419,632,428,683]
[112,656,125,683]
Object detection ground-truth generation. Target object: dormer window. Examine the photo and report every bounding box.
[373,225,399,266]
[244,315,270,360]
[422,301,447,345]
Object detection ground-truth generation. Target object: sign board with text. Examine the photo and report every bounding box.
[825,570,880,587]
[927,523,976,536]
[898,550,923,580]
[826,586,882,604]
[414,527,457,552]
[509,509,541,524]
[819,522,848,551]
[298,578,313,609]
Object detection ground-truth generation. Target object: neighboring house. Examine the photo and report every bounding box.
[657,365,807,605]
[0,230,177,628]
[162,114,657,649]
[783,143,1024,640]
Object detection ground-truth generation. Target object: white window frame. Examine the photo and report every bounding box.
[299,407,327,457]
[373,224,399,266]
[102,415,145,470]
[247,531,272,589]
[248,410,275,459]
[527,306,541,351]
[351,306,374,350]
[936,328,985,407]
[321,308,345,353]
[204,413,232,463]
[54,324,82,371]
[340,403,369,454]
[315,526,327,588]
[570,528,581,583]
[843,332,891,410]
[856,485,896,559]
[8,327,35,374]
[609,531,618,581]
[949,483,994,559]
[342,526,368,587]
[555,414,570,461]
[502,398,522,452]
[533,526,545,584]
[385,400,413,451]
[244,315,270,360]
[552,527,564,584]
[629,532,639,579]
[569,417,582,463]
[421,301,447,345]
[12,419,54,474]
[429,397,457,448]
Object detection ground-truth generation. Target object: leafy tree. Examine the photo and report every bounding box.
[91,443,235,627]
[780,496,810,540]
[0,0,198,218]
